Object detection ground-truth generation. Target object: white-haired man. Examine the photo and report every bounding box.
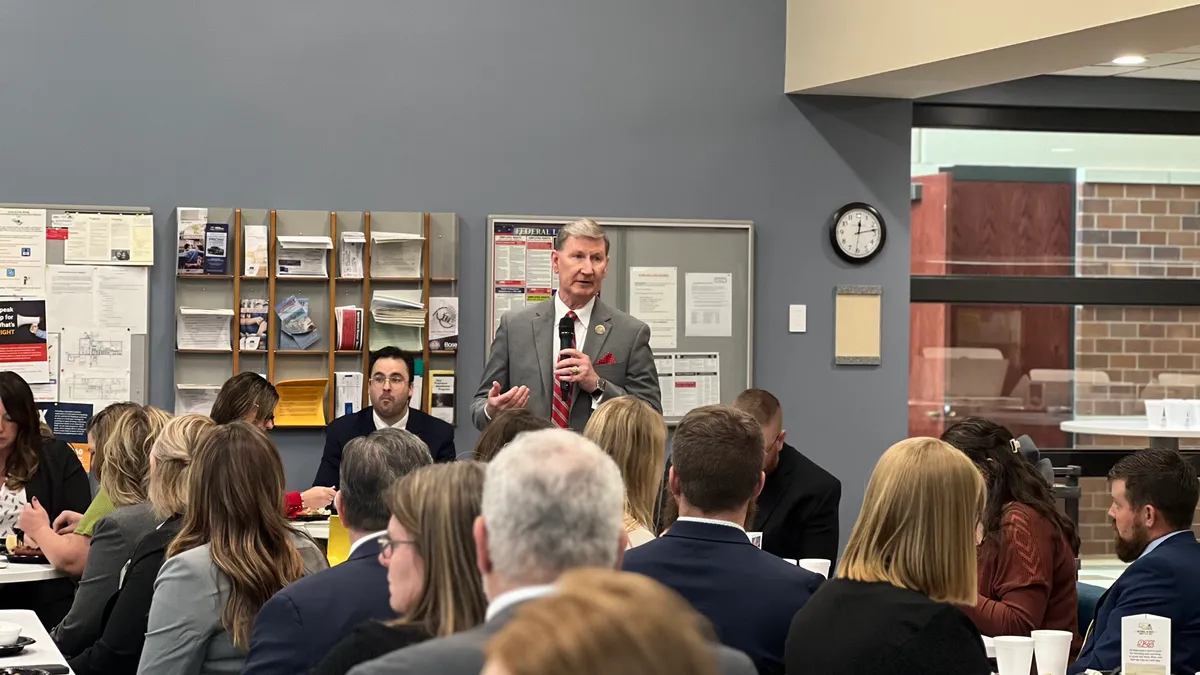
[472,218,662,431]
[347,429,755,675]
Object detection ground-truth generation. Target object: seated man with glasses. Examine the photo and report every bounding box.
[315,347,457,489]
[244,428,433,675]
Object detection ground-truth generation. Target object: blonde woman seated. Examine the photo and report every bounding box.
[784,437,992,675]
[69,414,215,675]
[22,401,140,578]
[583,397,666,548]
[313,461,488,675]
[53,405,170,657]
[483,568,718,675]
[136,422,327,675]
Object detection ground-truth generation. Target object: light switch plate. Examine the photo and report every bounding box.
[789,304,807,333]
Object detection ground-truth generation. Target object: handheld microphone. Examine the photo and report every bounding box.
[558,316,575,402]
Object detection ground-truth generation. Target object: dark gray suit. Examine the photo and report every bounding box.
[472,297,661,431]
[345,602,756,675]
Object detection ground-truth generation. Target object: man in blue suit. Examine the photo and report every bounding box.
[314,347,455,490]
[1071,448,1200,675]
[243,428,433,675]
[624,405,823,675]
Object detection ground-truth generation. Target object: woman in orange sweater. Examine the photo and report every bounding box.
[941,418,1081,658]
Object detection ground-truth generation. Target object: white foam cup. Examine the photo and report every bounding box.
[1145,399,1166,428]
[1165,398,1189,427]
[992,636,1034,675]
[797,558,831,578]
[1031,629,1072,675]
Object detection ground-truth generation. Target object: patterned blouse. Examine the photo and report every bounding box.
[0,483,28,538]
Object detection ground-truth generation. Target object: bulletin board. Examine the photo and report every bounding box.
[0,202,151,409]
[486,215,754,422]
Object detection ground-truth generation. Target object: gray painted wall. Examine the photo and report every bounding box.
[0,1,911,547]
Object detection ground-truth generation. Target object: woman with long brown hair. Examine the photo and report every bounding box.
[0,372,92,626]
[136,422,327,674]
[583,397,666,547]
[483,569,718,675]
[472,409,554,462]
[941,417,1082,655]
[210,372,335,515]
[312,461,488,675]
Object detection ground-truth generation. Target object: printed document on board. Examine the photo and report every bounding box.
[629,267,677,349]
[685,273,733,337]
[0,208,47,298]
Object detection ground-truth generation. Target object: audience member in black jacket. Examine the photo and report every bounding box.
[733,387,841,565]
[785,437,991,675]
[0,373,93,628]
[68,515,182,675]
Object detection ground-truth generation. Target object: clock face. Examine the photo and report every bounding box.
[831,205,885,263]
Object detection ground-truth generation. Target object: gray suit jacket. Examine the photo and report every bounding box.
[471,297,661,431]
[135,531,328,675]
[53,502,158,658]
[346,603,756,675]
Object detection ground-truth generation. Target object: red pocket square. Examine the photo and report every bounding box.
[596,353,616,366]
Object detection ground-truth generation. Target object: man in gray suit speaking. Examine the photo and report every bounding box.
[472,218,661,431]
[346,429,755,675]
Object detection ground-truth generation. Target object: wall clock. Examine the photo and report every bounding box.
[830,202,886,264]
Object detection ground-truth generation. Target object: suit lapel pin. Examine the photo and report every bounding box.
[595,324,606,335]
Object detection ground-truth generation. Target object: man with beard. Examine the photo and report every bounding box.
[1070,448,1200,675]
[314,347,456,489]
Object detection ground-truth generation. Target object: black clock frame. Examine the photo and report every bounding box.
[829,202,886,265]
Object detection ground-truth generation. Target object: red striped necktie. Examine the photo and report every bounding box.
[551,311,577,428]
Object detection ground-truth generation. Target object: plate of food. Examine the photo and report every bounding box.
[3,532,49,564]
[0,636,35,658]
[291,508,331,522]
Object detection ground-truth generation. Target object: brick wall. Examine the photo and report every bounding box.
[1075,183,1200,554]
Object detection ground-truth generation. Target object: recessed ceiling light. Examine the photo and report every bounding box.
[1112,55,1147,65]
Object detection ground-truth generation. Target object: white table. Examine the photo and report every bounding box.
[1060,416,1200,451]
[0,563,64,584]
[299,521,328,540]
[0,608,72,672]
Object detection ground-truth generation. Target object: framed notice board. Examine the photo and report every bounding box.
[486,215,754,423]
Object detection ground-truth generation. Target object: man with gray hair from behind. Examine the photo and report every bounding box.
[244,427,432,675]
[348,429,756,675]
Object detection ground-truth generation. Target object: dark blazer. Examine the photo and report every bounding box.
[623,519,822,675]
[754,443,841,566]
[785,579,991,675]
[0,438,92,628]
[311,621,429,675]
[314,407,455,488]
[244,537,395,675]
[1070,530,1200,675]
[67,515,183,675]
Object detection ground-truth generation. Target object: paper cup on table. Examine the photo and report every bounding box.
[797,558,831,578]
[992,636,1034,675]
[1145,399,1166,428]
[1188,399,1200,428]
[1165,398,1189,427]
[1030,629,1072,675]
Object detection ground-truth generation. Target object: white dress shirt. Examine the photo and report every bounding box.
[485,584,556,622]
[675,516,746,533]
[373,407,409,431]
[553,293,602,408]
[348,529,388,559]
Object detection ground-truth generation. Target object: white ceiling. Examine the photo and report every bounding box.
[1055,45,1200,80]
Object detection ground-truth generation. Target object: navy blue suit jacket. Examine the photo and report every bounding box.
[243,537,395,675]
[622,519,823,675]
[314,406,455,488]
[1070,531,1200,674]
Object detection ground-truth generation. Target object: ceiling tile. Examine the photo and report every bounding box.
[1117,67,1200,80]
[1139,52,1200,67]
[1170,45,1200,54]
[1054,65,1145,76]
